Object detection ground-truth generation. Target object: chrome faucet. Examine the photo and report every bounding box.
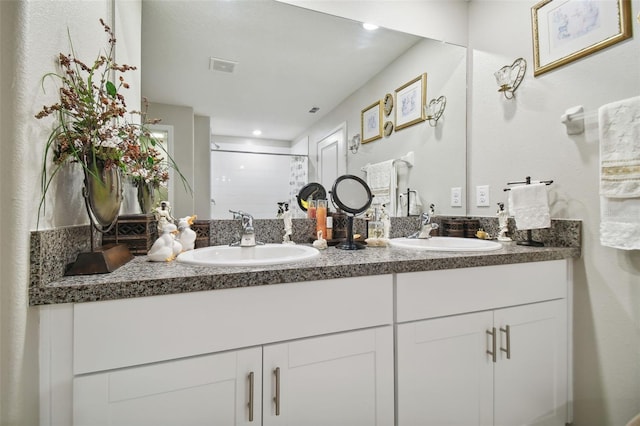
[229,210,259,247]
[408,210,439,239]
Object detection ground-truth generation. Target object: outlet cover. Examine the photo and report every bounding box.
[476,185,490,207]
[451,187,462,207]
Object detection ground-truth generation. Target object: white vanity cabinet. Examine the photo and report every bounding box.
[72,327,393,426]
[74,347,263,426]
[395,260,570,426]
[39,275,394,426]
[262,327,393,426]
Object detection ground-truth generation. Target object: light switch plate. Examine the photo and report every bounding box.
[476,185,490,207]
[451,187,462,207]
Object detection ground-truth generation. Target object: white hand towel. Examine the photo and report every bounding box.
[600,198,640,250]
[599,96,640,197]
[507,183,550,230]
[599,96,640,250]
[365,160,397,216]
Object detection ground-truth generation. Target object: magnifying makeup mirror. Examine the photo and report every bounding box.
[331,174,373,250]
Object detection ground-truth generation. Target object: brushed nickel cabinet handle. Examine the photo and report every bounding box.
[273,367,281,416]
[486,327,497,363]
[500,325,511,359]
[248,371,254,422]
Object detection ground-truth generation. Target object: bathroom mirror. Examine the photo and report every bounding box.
[331,175,373,250]
[141,0,467,219]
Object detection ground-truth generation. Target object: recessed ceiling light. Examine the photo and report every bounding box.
[252,130,262,136]
[362,23,379,31]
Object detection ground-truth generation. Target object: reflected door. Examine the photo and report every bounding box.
[317,124,347,191]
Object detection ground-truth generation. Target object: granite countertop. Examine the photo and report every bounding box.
[29,241,580,306]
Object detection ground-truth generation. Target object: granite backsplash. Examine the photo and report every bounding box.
[30,216,581,290]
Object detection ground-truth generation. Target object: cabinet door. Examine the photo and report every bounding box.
[262,327,394,426]
[494,299,568,426]
[73,347,262,426]
[396,311,494,426]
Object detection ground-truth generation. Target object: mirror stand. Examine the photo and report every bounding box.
[336,216,366,250]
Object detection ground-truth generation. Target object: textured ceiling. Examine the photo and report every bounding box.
[141,0,421,141]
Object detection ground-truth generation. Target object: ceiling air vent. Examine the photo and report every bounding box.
[309,106,320,113]
[209,57,238,73]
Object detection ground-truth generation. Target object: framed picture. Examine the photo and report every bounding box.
[395,74,427,130]
[531,0,632,76]
[361,100,383,144]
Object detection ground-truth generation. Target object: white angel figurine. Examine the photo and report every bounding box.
[497,202,512,242]
[282,204,295,244]
[154,200,175,233]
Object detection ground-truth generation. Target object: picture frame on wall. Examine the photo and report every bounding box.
[531,0,632,76]
[395,73,427,130]
[361,100,383,144]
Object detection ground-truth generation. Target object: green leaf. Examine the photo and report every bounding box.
[106,81,117,97]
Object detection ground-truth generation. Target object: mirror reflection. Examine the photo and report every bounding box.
[141,0,466,219]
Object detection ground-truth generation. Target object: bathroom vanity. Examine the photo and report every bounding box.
[33,230,578,426]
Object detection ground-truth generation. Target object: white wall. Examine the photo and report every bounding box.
[147,101,195,218]
[194,114,211,218]
[0,1,141,424]
[467,2,640,424]
[299,37,467,216]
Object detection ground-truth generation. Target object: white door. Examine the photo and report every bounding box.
[396,311,494,426]
[73,347,262,426]
[494,299,568,426]
[262,327,394,426]
[317,123,347,191]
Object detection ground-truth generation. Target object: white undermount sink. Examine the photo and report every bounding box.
[389,237,502,252]
[176,244,320,267]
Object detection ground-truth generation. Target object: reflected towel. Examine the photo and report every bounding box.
[507,183,550,230]
[599,96,640,197]
[364,160,397,215]
[398,190,423,216]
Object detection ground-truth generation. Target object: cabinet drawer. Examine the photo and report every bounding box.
[396,260,568,323]
[74,274,393,375]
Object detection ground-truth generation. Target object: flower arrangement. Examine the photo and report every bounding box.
[126,141,169,189]
[36,19,188,222]
[36,19,138,172]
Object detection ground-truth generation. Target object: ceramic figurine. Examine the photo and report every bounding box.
[497,202,512,242]
[172,233,183,258]
[148,222,180,262]
[177,215,198,251]
[282,204,295,244]
[381,203,391,239]
[154,200,175,233]
[277,201,287,219]
[312,230,328,250]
